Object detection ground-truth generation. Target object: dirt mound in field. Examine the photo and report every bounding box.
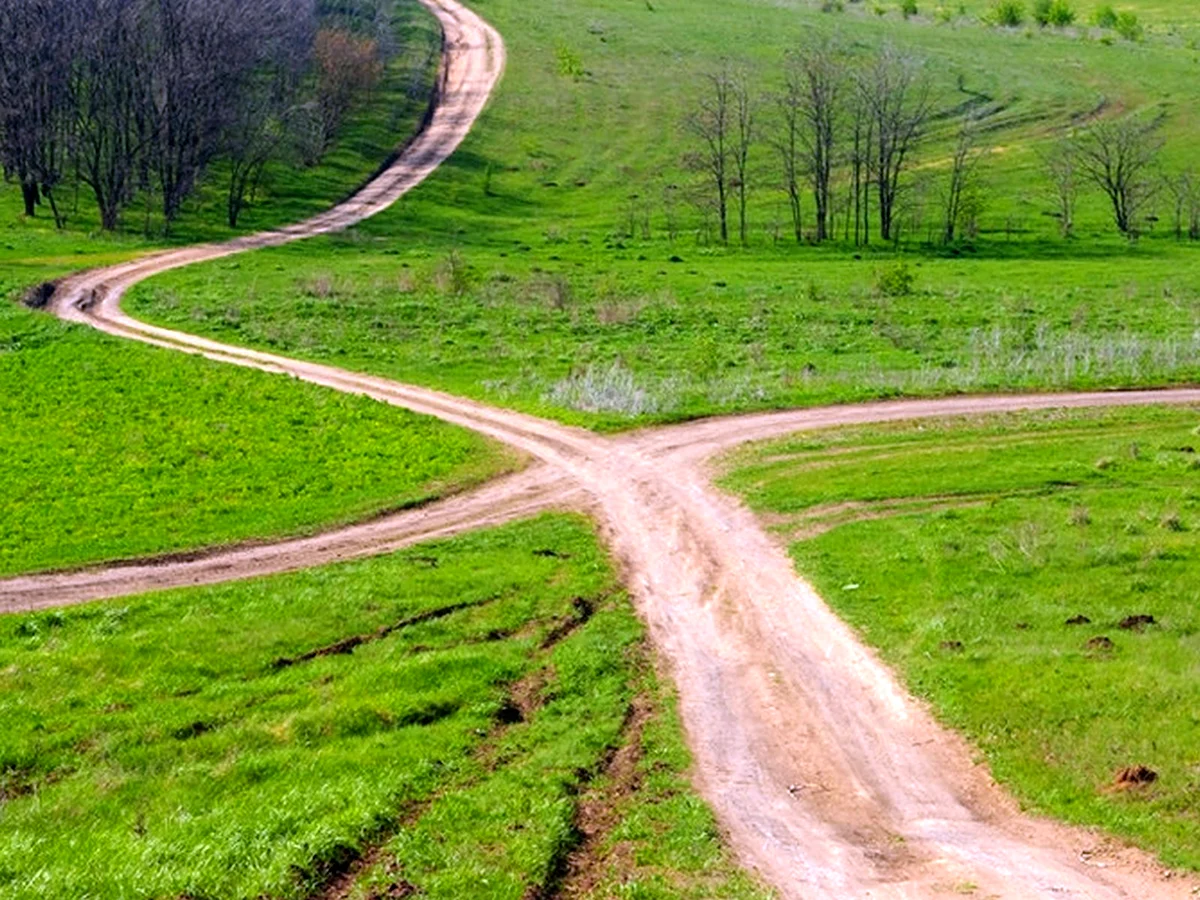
[1112,765,1158,789]
[1119,614,1155,631]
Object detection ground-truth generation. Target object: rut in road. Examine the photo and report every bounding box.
[13,0,1200,895]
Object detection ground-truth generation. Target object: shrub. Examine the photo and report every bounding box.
[990,0,1025,26]
[1047,0,1075,25]
[1034,0,1074,25]
[875,261,916,297]
[1114,10,1142,40]
[1092,3,1118,28]
[900,0,918,17]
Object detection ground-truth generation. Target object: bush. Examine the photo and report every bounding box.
[1034,0,1074,25]
[1114,10,1142,40]
[1092,3,1118,28]
[900,0,918,17]
[875,261,916,297]
[989,0,1025,26]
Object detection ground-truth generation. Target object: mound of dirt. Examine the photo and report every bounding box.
[1086,635,1114,651]
[1113,765,1158,789]
[1119,614,1155,631]
[21,281,56,309]
[1065,614,1091,626]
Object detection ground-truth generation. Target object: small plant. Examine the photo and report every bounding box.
[900,0,918,17]
[875,261,916,297]
[435,250,471,296]
[555,45,584,79]
[821,0,845,10]
[1114,10,1142,40]
[1047,0,1075,25]
[1034,0,1074,26]
[1092,3,1118,28]
[1070,505,1091,526]
[989,0,1025,26]
[1161,512,1185,532]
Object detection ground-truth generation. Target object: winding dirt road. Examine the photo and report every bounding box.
[10,0,1200,895]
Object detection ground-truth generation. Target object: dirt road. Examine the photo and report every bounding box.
[13,0,1200,895]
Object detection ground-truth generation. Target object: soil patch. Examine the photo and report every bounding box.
[1113,765,1158,790]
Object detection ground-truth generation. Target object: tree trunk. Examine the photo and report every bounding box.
[21,180,39,217]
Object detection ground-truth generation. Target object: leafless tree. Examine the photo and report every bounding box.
[70,0,151,231]
[223,1,314,227]
[942,113,982,243]
[731,70,755,245]
[686,66,736,244]
[0,0,79,225]
[856,46,931,242]
[774,66,804,242]
[314,27,383,153]
[1041,136,1079,238]
[1165,170,1199,241]
[848,92,874,246]
[1074,118,1162,237]
[781,38,845,242]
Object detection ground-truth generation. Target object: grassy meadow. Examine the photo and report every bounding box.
[0,1,506,577]
[0,299,511,576]
[719,404,1200,868]
[0,514,769,900]
[108,0,1200,428]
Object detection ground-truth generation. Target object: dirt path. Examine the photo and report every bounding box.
[12,0,1200,894]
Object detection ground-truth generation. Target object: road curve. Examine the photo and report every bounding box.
[15,0,1200,895]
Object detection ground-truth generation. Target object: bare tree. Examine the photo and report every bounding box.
[856,46,931,242]
[71,0,152,231]
[731,70,755,245]
[783,38,845,242]
[223,0,314,227]
[1165,171,1199,241]
[313,28,383,153]
[848,91,874,246]
[686,65,736,244]
[1041,136,1079,237]
[1074,118,1162,237]
[942,113,982,243]
[774,65,804,242]
[0,0,80,225]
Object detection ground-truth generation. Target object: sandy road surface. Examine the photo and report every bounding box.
[10,0,1200,894]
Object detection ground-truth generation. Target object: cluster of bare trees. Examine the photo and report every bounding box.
[0,0,395,231]
[687,40,1193,246]
[687,41,943,247]
[1043,118,1197,240]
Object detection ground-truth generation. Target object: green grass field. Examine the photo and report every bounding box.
[719,404,1200,868]
[107,0,1200,428]
[0,514,769,900]
[0,300,511,576]
[0,1,505,577]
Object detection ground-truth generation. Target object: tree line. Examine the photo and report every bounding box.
[685,38,1193,247]
[0,0,398,231]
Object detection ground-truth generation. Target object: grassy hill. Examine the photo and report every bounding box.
[116,0,1200,428]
